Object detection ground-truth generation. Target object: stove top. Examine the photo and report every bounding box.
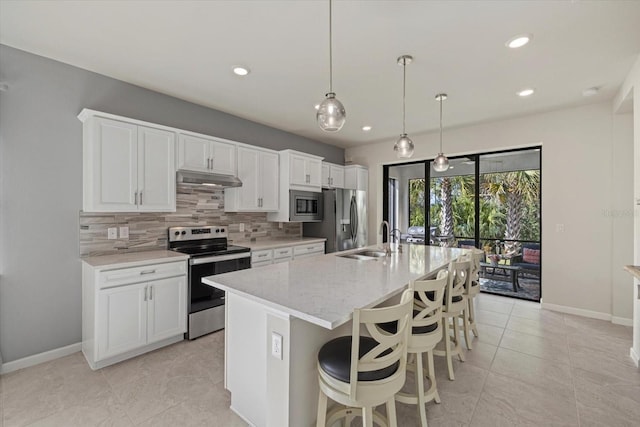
[171,245,250,257]
[167,226,250,257]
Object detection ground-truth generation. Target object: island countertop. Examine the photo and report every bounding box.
[203,244,466,329]
[624,265,640,280]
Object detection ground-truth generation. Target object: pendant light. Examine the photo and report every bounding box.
[433,93,449,172]
[316,0,346,132]
[394,55,414,158]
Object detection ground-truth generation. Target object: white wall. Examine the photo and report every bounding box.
[346,101,634,320]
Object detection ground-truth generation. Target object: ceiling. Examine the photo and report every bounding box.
[1,1,639,149]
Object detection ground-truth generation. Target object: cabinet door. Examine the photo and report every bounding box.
[237,147,260,210]
[85,117,138,211]
[321,164,331,188]
[290,154,308,186]
[259,151,279,211]
[307,158,323,187]
[97,282,147,360]
[210,139,237,176]
[177,134,210,172]
[330,165,345,188]
[138,126,176,212]
[147,276,186,344]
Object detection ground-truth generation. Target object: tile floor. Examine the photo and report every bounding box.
[0,293,638,426]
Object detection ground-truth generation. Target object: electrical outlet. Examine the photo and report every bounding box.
[271,332,283,360]
[279,222,283,229]
[556,223,565,233]
[119,226,129,239]
[239,223,245,232]
[107,227,117,239]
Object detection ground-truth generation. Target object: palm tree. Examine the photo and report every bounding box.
[482,170,540,253]
[440,177,454,246]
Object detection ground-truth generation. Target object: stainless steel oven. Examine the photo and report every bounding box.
[169,226,251,339]
[289,190,323,222]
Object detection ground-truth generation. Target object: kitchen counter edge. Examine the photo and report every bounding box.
[237,237,327,251]
[81,250,189,269]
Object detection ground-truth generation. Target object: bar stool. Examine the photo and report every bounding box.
[461,249,484,349]
[380,271,448,427]
[316,289,414,427]
[434,259,470,381]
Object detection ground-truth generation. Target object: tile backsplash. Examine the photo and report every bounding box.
[79,184,301,256]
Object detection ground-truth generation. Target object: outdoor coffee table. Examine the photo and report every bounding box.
[480,262,522,292]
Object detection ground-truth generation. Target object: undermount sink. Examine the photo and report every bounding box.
[337,249,389,261]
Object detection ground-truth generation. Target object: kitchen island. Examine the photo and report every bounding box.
[203,244,466,427]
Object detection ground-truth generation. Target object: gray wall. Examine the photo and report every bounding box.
[0,45,344,363]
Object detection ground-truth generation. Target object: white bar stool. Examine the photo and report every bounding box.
[434,259,470,380]
[381,271,448,427]
[316,289,414,427]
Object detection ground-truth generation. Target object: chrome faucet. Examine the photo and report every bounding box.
[380,221,391,256]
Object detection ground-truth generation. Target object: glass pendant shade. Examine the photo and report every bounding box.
[394,133,414,158]
[317,92,346,132]
[433,153,450,172]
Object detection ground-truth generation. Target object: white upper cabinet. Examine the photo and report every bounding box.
[81,113,176,212]
[344,165,369,192]
[138,127,176,211]
[321,162,345,188]
[225,146,279,212]
[285,150,323,192]
[177,133,236,176]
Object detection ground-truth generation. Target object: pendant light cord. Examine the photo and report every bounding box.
[329,0,333,93]
[439,97,443,152]
[402,59,406,134]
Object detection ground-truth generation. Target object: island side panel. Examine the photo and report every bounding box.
[226,292,268,426]
[266,312,291,427]
[289,316,352,426]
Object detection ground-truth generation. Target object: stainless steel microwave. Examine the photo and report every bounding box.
[289,190,323,222]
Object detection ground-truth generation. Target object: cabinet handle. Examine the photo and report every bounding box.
[139,191,143,205]
[134,191,138,205]
[279,251,288,254]
[210,156,214,169]
[144,286,148,301]
[149,285,153,300]
[140,269,156,275]
[207,158,211,169]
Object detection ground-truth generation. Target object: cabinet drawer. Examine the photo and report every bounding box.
[99,261,186,289]
[251,249,273,263]
[293,243,325,256]
[273,247,293,260]
[252,260,273,269]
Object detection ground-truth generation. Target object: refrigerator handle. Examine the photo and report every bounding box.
[350,196,358,243]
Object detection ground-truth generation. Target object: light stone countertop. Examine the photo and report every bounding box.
[624,265,640,280]
[203,244,468,330]
[236,237,327,251]
[81,250,188,269]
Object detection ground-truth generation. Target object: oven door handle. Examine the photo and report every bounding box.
[189,252,251,265]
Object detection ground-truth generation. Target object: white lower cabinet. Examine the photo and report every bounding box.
[250,242,324,268]
[83,258,187,370]
[293,242,325,259]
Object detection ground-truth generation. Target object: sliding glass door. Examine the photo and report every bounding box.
[383,147,541,302]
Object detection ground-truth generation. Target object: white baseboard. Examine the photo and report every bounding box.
[542,302,611,321]
[631,347,639,368]
[0,342,81,374]
[230,406,257,427]
[612,316,634,327]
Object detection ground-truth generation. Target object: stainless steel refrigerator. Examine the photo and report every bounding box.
[303,188,367,253]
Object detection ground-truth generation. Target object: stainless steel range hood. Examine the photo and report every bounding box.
[176,170,242,188]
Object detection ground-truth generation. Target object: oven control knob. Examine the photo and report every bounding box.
[174,231,180,236]
[221,228,225,232]
[215,228,220,233]
[181,231,186,235]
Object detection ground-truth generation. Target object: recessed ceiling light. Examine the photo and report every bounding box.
[517,88,535,97]
[232,66,250,76]
[582,87,600,97]
[506,34,532,49]
[362,126,372,132]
